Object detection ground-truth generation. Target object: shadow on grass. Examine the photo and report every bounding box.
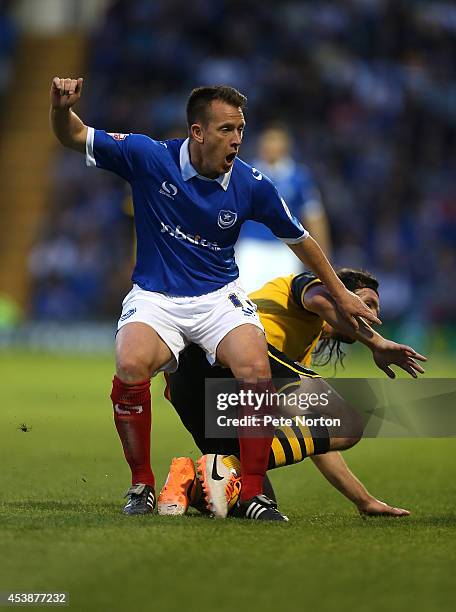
[2,501,120,512]
[3,502,454,530]
[358,514,456,528]
[0,501,214,529]
[401,515,456,527]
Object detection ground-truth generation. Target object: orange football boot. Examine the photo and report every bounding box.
[157,457,197,516]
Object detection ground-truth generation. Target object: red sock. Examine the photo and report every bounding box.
[238,381,275,501]
[110,375,155,488]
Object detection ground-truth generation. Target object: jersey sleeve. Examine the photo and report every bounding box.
[291,271,323,311]
[85,127,156,182]
[251,170,309,244]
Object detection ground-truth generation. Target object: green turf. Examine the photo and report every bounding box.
[0,350,455,612]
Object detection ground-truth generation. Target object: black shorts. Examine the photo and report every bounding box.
[165,343,328,458]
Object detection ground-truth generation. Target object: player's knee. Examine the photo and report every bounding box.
[116,355,151,383]
[332,396,365,441]
[329,434,362,452]
[235,358,270,381]
[349,408,365,441]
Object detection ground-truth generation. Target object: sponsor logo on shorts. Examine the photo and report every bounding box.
[159,181,178,199]
[159,220,221,251]
[120,307,136,321]
[242,308,255,317]
[228,293,257,316]
[217,209,237,229]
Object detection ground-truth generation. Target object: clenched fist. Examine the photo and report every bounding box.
[50,76,83,109]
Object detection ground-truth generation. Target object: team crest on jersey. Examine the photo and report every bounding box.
[218,209,237,229]
[108,132,129,141]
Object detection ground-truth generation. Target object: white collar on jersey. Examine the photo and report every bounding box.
[179,138,232,191]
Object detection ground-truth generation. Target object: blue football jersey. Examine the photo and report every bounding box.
[239,157,321,242]
[86,130,307,296]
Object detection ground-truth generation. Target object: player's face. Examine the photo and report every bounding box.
[356,288,380,319]
[258,129,291,164]
[327,287,380,343]
[199,101,245,175]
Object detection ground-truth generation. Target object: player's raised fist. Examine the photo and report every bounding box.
[50,76,83,109]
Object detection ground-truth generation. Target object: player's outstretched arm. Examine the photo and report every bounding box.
[304,285,427,378]
[311,452,410,516]
[288,237,381,331]
[50,77,87,153]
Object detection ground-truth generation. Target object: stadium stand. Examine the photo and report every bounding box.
[0,1,16,98]
[0,32,85,314]
[8,0,456,328]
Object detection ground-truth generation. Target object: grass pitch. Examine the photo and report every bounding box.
[0,350,455,612]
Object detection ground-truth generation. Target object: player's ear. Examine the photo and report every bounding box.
[190,123,204,144]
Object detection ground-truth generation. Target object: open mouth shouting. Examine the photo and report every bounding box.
[225,151,237,168]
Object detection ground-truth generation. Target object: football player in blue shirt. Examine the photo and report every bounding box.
[50,76,380,521]
[237,124,332,292]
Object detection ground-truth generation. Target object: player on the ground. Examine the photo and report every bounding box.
[50,78,381,522]
[158,269,425,519]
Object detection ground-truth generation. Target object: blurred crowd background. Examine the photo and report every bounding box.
[0,0,16,102]
[1,0,456,347]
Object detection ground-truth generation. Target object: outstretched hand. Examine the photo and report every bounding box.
[335,289,382,331]
[372,340,427,378]
[358,497,410,517]
[50,76,83,109]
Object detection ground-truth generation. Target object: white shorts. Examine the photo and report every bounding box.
[117,281,264,373]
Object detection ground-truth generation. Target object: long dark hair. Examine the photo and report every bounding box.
[312,268,379,370]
